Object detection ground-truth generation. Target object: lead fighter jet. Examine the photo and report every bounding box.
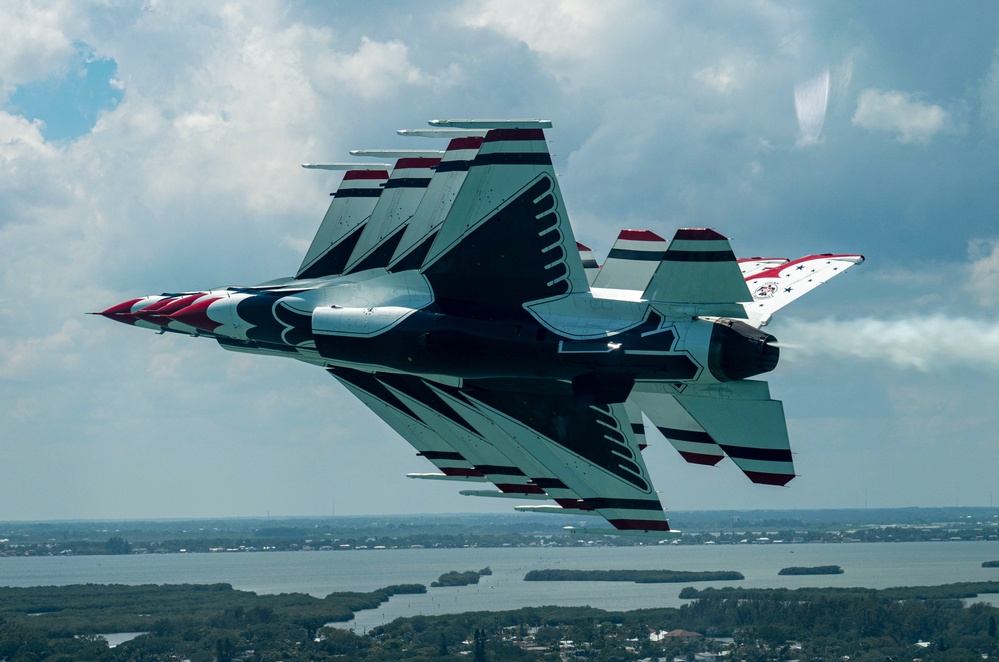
[95,119,863,533]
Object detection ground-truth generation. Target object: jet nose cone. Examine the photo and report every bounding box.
[92,298,145,325]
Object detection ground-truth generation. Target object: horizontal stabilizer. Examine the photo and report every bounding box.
[643,228,752,307]
[739,257,789,278]
[628,392,724,466]
[662,380,795,486]
[743,254,865,327]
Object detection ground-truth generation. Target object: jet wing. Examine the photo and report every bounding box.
[375,374,550,498]
[434,381,670,532]
[328,367,488,481]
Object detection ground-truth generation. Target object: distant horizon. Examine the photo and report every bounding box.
[3,504,998,526]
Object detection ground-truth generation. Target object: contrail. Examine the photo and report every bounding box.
[776,315,999,372]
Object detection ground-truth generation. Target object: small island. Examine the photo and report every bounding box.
[778,565,844,576]
[524,569,744,583]
[983,560,999,568]
[431,568,491,587]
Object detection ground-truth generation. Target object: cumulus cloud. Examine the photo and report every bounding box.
[852,88,951,143]
[0,0,79,95]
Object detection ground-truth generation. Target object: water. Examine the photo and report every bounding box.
[2,542,997,632]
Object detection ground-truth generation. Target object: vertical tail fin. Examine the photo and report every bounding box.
[341,157,441,275]
[642,228,752,305]
[421,124,589,319]
[591,229,669,292]
[577,242,600,285]
[296,168,389,279]
[388,137,484,272]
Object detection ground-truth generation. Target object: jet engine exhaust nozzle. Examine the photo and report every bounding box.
[708,318,780,381]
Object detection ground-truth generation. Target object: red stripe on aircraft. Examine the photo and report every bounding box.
[678,451,724,466]
[744,471,795,486]
[748,253,864,281]
[610,519,671,532]
[394,158,441,170]
[446,136,484,151]
[153,294,206,316]
[555,498,594,511]
[618,229,666,242]
[483,128,546,142]
[168,297,222,333]
[576,241,592,251]
[674,228,727,241]
[342,170,389,181]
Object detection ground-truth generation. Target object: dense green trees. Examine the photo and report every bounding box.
[524,569,744,583]
[1,582,998,660]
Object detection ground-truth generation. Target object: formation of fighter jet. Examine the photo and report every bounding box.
[95,119,863,534]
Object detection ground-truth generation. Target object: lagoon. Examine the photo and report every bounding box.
[2,541,997,632]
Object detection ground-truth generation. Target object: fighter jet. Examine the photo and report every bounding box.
[95,119,863,533]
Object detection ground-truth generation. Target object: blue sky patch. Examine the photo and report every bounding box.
[7,41,123,142]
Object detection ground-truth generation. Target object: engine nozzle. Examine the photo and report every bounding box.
[707,318,779,381]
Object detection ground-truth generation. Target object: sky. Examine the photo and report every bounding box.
[2,1,998,521]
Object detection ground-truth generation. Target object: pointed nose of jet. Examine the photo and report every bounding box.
[91,298,146,325]
[168,297,223,333]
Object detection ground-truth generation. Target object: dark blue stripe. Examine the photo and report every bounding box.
[383,177,432,189]
[658,427,714,445]
[435,160,473,173]
[473,152,552,167]
[607,248,666,261]
[719,444,793,462]
[332,189,382,198]
[418,451,465,461]
[662,249,736,262]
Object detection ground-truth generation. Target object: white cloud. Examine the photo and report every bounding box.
[0,0,79,95]
[965,238,999,308]
[852,88,951,143]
